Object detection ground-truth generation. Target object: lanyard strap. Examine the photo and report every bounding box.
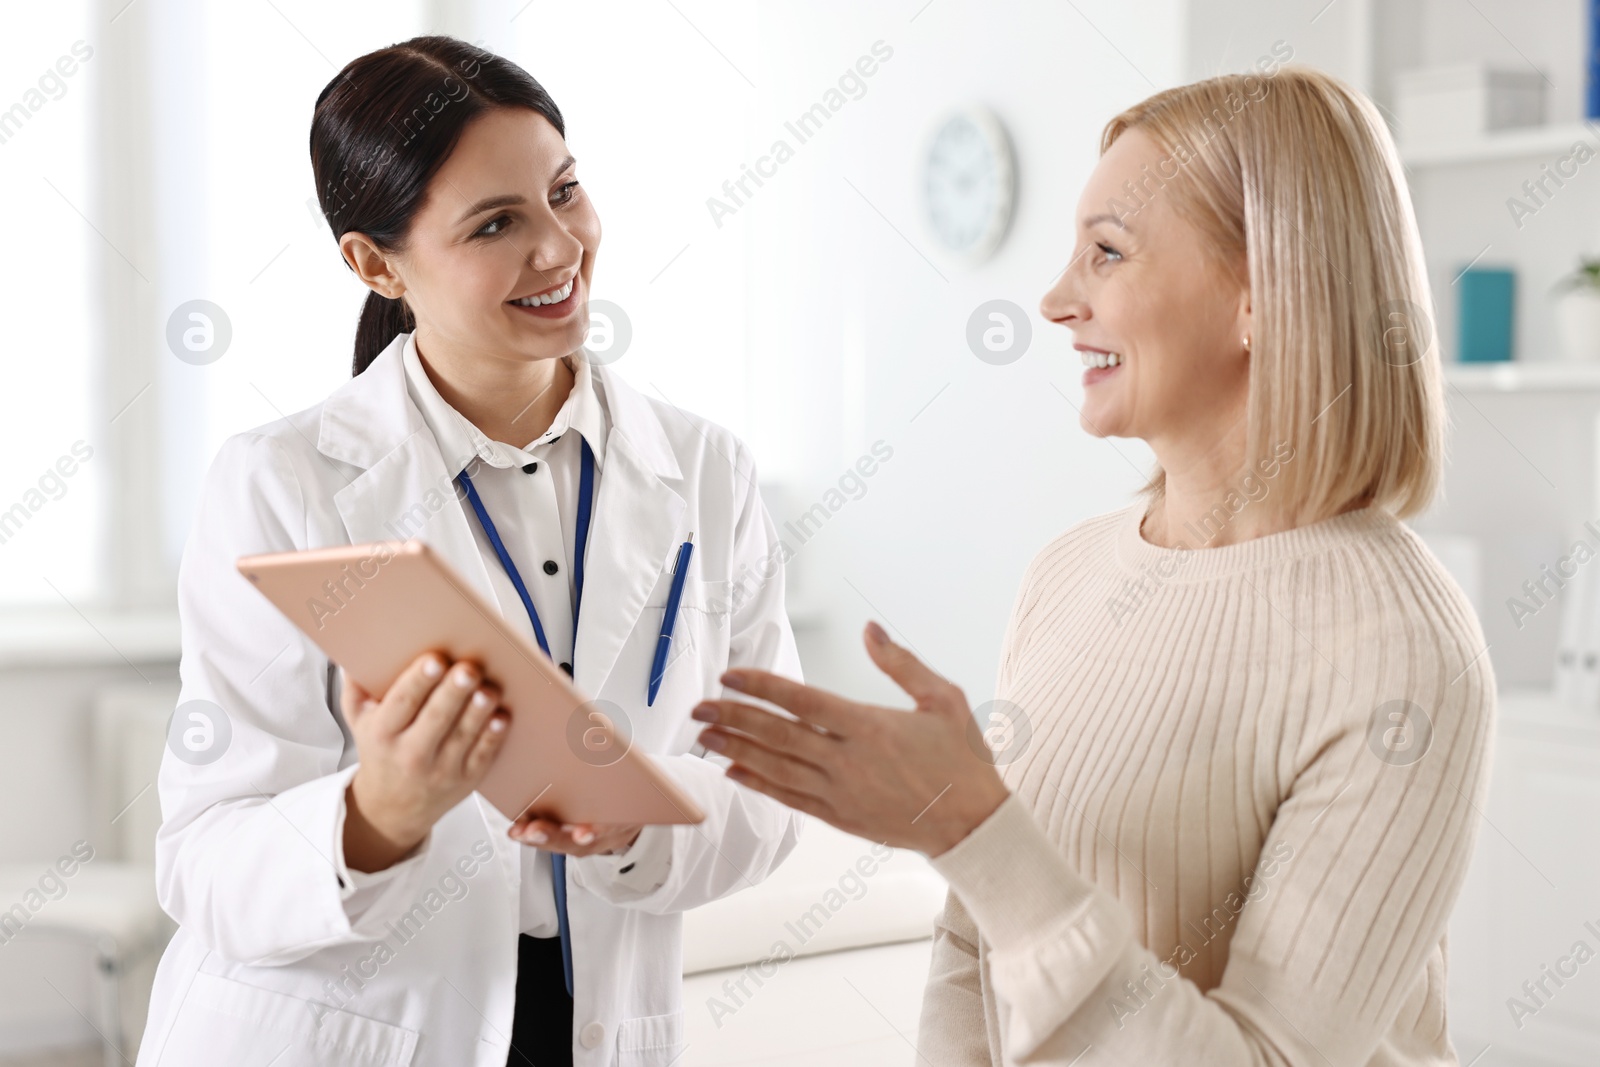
[454,437,595,1001]
[573,436,594,640]
[454,438,596,660]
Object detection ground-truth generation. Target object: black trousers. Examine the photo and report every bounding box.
[507,933,573,1066]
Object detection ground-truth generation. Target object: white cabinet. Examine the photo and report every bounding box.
[1450,689,1600,1064]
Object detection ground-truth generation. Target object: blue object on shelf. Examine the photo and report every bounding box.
[1458,267,1515,363]
[1590,0,1600,119]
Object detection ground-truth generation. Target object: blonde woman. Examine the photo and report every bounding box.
[689,67,1493,1065]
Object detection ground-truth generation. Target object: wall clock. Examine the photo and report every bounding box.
[923,105,1016,264]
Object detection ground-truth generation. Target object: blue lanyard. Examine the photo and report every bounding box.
[454,436,594,999]
[456,438,595,665]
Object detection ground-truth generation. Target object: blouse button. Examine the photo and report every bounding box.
[543,560,559,575]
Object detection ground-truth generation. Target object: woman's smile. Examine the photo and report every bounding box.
[507,272,581,320]
[1077,342,1124,386]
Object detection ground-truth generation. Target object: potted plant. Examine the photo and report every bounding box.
[1555,258,1600,362]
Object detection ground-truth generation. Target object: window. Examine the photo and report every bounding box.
[171,1,427,569]
[0,2,98,605]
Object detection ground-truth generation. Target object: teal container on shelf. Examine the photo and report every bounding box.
[1457,267,1515,362]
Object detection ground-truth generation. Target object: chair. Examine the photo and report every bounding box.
[0,681,177,1067]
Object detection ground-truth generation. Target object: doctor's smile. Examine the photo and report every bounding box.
[105,18,1505,1067]
[507,273,580,317]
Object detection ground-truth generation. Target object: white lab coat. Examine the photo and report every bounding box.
[135,333,805,1067]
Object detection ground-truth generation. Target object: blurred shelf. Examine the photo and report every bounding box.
[1444,361,1600,392]
[0,607,180,669]
[0,598,823,667]
[1400,121,1597,167]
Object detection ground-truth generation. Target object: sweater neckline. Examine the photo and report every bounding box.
[1113,500,1397,582]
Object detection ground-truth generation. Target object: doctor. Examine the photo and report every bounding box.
[136,35,803,1067]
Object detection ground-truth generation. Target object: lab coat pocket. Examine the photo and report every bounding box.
[648,575,734,616]
[651,578,734,683]
[615,1008,686,1067]
[159,971,418,1067]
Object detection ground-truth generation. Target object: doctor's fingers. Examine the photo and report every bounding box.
[402,660,491,754]
[509,818,609,853]
[340,673,380,726]
[359,652,454,737]
[460,701,510,779]
[439,681,506,768]
[693,699,839,767]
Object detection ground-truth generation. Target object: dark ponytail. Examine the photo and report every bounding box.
[355,291,415,374]
[308,35,566,376]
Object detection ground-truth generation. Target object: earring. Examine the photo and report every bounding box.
[1243,334,1252,353]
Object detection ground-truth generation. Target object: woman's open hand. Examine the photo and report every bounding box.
[342,652,509,873]
[692,621,1010,856]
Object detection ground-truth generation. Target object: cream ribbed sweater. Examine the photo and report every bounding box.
[918,504,1495,1066]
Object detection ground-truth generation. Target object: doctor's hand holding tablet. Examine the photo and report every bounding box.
[340,651,512,874]
[337,651,642,871]
[237,532,705,870]
[340,652,644,868]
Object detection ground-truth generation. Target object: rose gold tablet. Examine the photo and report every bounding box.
[236,539,704,826]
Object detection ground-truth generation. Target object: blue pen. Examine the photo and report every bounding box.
[648,533,694,706]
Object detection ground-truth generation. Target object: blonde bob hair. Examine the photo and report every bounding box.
[1102,66,1444,522]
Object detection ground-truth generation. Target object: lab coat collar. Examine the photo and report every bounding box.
[318,331,679,481]
[398,331,610,475]
[316,330,686,696]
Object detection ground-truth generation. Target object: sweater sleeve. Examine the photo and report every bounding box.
[917,544,1052,1065]
[918,888,999,1066]
[928,645,1494,1065]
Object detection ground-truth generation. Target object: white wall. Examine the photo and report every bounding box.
[737,0,1184,705]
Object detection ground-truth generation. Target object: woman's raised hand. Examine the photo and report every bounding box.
[691,621,1011,856]
[341,651,509,873]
